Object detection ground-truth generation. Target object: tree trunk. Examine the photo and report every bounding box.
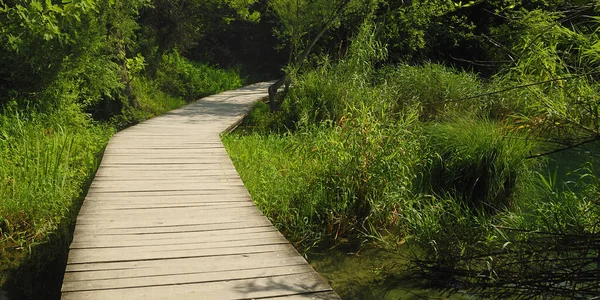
[119,43,138,108]
[268,0,352,111]
[268,76,287,111]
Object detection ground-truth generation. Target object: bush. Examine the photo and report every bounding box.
[423,118,536,213]
[111,76,187,128]
[379,63,492,120]
[0,102,113,297]
[238,101,293,134]
[156,51,244,101]
[0,102,113,246]
[225,78,425,247]
[280,21,388,128]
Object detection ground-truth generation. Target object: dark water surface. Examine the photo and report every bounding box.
[307,245,473,300]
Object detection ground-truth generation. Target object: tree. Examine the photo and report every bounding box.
[139,0,259,75]
[267,0,376,110]
[0,0,101,103]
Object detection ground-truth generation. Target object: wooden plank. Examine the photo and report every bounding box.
[96,165,234,170]
[89,180,245,191]
[87,182,246,189]
[102,150,229,155]
[81,199,251,206]
[84,186,250,195]
[62,264,317,292]
[63,257,308,284]
[91,175,242,180]
[73,218,267,230]
[98,157,234,163]
[61,273,333,300]
[74,208,264,225]
[77,205,256,214]
[82,193,250,200]
[65,248,301,272]
[72,219,273,235]
[78,203,258,215]
[71,223,274,236]
[92,173,241,180]
[78,201,255,212]
[100,157,234,164]
[69,233,287,251]
[67,242,292,264]
[69,228,282,248]
[69,227,278,245]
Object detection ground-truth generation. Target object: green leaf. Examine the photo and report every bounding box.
[31,0,43,12]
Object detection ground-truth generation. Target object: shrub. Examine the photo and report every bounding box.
[379,63,491,121]
[225,97,425,247]
[0,103,113,245]
[111,76,187,128]
[422,118,536,213]
[155,51,244,101]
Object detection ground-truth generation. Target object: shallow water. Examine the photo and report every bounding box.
[307,245,473,300]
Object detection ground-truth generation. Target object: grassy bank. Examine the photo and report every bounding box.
[0,53,243,299]
[224,64,537,248]
[223,24,600,298]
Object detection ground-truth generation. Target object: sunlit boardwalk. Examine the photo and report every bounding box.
[61,82,339,300]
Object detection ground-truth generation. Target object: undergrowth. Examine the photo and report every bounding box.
[156,51,244,101]
[0,52,243,299]
[224,21,600,298]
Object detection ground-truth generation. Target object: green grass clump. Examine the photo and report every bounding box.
[112,76,188,127]
[156,51,244,101]
[225,58,600,295]
[378,64,490,120]
[224,25,533,249]
[423,118,536,213]
[224,16,600,299]
[131,77,187,116]
[223,132,320,243]
[224,113,424,247]
[224,26,429,245]
[223,28,560,295]
[0,102,113,292]
[0,104,112,239]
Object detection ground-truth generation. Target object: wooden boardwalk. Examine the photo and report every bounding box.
[61,82,339,300]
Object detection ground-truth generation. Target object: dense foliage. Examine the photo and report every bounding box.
[224,1,600,298]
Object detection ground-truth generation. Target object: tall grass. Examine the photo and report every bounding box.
[377,64,492,120]
[156,51,244,101]
[0,102,112,295]
[0,54,245,298]
[225,23,529,249]
[222,21,600,298]
[113,76,187,128]
[0,103,112,240]
[423,118,537,213]
[225,109,424,247]
[225,22,433,247]
[222,13,600,299]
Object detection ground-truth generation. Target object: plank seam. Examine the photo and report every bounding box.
[67,249,292,265]
[63,263,309,283]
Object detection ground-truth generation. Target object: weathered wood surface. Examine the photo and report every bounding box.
[61,82,339,300]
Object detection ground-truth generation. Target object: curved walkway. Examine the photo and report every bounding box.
[61,82,339,300]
